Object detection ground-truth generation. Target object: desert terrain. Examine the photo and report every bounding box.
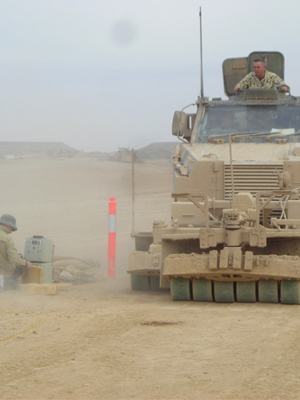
[1,149,300,400]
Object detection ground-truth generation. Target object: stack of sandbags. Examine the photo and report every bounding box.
[52,258,103,284]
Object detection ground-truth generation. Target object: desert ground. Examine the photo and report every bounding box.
[1,151,300,400]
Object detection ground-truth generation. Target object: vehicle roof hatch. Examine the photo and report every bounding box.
[222,51,285,97]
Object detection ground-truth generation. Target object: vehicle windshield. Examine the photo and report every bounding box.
[194,105,300,142]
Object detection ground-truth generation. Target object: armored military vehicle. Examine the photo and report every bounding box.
[114,147,139,163]
[127,51,300,304]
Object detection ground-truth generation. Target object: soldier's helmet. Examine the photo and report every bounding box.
[0,214,18,231]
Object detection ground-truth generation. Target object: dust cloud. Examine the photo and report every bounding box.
[0,145,172,278]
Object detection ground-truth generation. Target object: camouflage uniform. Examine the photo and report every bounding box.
[236,70,290,91]
[0,225,26,278]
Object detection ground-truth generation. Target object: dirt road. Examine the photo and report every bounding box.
[1,155,300,400]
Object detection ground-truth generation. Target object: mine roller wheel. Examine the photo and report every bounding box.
[236,281,256,303]
[131,274,150,291]
[192,279,213,302]
[149,276,168,291]
[171,277,191,301]
[258,280,279,303]
[149,276,160,291]
[281,280,300,305]
[214,281,234,303]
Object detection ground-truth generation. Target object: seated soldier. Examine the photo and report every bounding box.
[234,57,289,93]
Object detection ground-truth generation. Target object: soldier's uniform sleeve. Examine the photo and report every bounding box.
[6,236,26,268]
[273,74,290,91]
[235,73,253,90]
[0,241,15,275]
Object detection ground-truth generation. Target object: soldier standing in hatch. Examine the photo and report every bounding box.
[0,214,32,289]
[234,57,290,93]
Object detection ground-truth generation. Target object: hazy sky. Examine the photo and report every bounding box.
[1,0,300,152]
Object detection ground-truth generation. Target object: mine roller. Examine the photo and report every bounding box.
[127,50,300,304]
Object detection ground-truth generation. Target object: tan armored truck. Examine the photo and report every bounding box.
[127,51,300,304]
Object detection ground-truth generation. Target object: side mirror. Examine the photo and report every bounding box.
[172,111,195,140]
[172,111,186,137]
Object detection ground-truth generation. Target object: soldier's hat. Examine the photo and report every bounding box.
[0,214,18,231]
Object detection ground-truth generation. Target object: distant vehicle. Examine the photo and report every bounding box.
[114,148,138,163]
[127,50,300,304]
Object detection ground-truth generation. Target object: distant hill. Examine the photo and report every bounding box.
[136,142,177,160]
[0,141,179,160]
[0,142,77,158]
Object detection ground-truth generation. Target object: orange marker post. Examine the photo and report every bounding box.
[108,197,116,277]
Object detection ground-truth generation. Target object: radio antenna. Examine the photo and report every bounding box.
[131,149,135,236]
[199,7,204,98]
